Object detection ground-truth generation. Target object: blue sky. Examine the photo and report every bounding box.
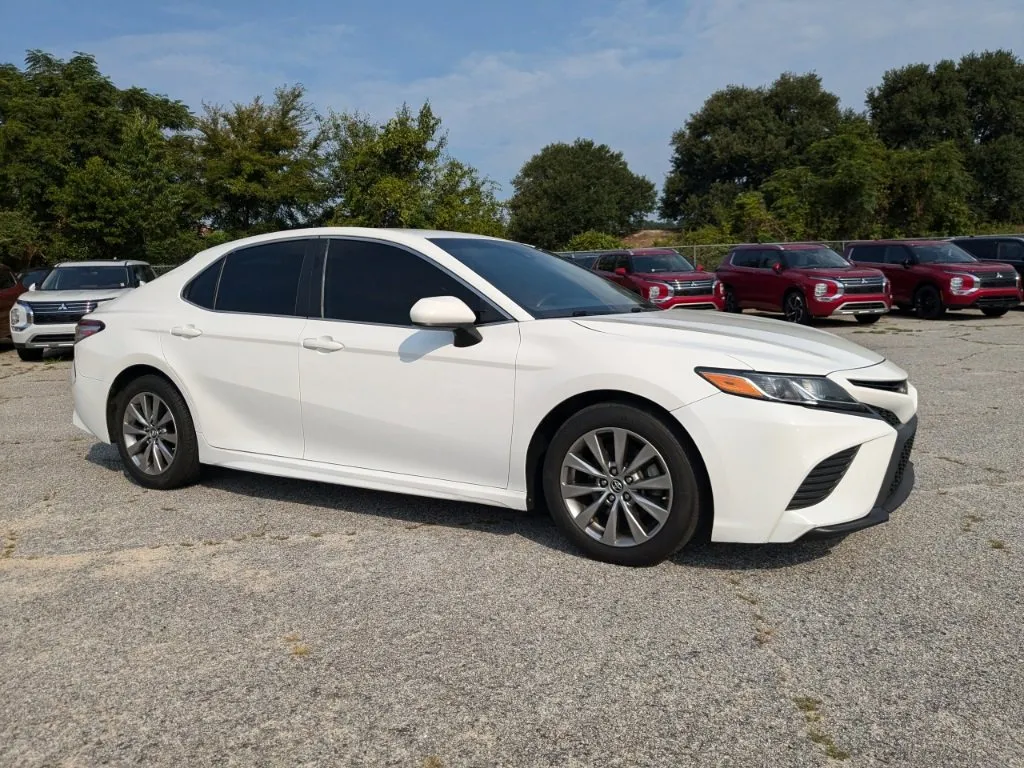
[2,0,1022,198]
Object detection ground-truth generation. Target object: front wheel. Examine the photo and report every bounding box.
[16,348,44,362]
[723,286,742,313]
[914,285,945,320]
[542,403,704,567]
[114,374,201,490]
[783,290,811,324]
[981,307,1009,318]
[854,314,882,325]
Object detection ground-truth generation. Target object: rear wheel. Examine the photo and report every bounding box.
[981,307,1009,318]
[783,290,811,324]
[914,285,945,320]
[16,348,44,362]
[113,374,201,490]
[542,403,704,567]
[723,286,742,313]
[854,314,882,325]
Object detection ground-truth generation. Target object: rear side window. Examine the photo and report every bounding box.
[954,239,997,259]
[730,250,759,268]
[322,239,504,326]
[997,240,1024,262]
[216,241,307,316]
[848,246,883,263]
[184,261,222,309]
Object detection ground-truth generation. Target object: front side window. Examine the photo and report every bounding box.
[759,250,782,269]
[429,238,652,319]
[322,239,505,326]
[630,252,694,273]
[781,247,850,269]
[848,246,883,263]
[595,254,616,272]
[214,240,307,316]
[884,246,910,265]
[910,243,977,264]
[41,266,130,291]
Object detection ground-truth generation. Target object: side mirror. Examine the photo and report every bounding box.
[28,283,37,291]
[410,296,482,347]
[614,267,628,276]
[771,262,783,274]
[902,259,913,269]
[696,265,705,272]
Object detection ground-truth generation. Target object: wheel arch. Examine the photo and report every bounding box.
[524,389,714,537]
[105,362,197,442]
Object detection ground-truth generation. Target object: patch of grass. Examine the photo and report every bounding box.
[290,643,310,657]
[272,534,290,540]
[283,632,302,642]
[310,531,324,538]
[989,539,1008,550]
[726,575,742,586]
[793,697,850,761]
[1,531,17,559]
[754,626,774,646]
[737,593,759,606]
[809,729,851,760]
[423,757,445,768]
[179,541,194,548]
[201,539,221,546]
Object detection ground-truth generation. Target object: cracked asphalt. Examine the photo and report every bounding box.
[1,310,1023,767]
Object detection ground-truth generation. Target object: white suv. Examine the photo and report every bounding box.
[9,260,156,361]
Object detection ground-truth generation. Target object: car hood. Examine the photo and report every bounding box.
[791,267,882,280]
[574,311,884,375]
[637,271,710,281]
[19,288,132,304]
[927,262,1018,275]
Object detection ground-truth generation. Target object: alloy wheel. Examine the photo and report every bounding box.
[559,427,674,547]
[784,292,808,323]
[122,392,178,475]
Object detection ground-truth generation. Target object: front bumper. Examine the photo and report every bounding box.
[944,287,1022,310]
[801,414,916,538]
[11,322,78,349]
[810,293,891,318]
[661,296,724,311]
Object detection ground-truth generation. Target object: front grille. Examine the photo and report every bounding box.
[787,446,860,510]
[27,300,108,325]
[978,273,1018,289]
[668,279,715,296]
[871,407,902,427]
[886,435,915,500]
[28,333,75,344]
[849,379,908,395]
[840,277,886,294]
[975,296,1019,307]
[840,301,888,311]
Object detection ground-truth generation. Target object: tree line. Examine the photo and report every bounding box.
[1,48,1022,267]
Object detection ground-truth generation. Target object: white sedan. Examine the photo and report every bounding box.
[70,228,918,566]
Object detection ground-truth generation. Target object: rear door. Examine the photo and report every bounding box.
[0,267,20,322]
[721,250,757,307]
[882,245,918,303]
[161,238,318,458]
[758,250,789,310]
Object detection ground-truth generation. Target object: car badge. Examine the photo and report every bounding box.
[59,303,67,311]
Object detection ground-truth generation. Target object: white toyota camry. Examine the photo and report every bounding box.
[70,228,918,566]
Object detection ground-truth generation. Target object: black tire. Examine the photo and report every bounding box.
[782,290,811,324]
[542,403,704,567]
[723,286,742,313]
[981,307,1009,318]
[854,314,882,325]
[113,374,201,490]
[16,348,44,362]
[914,285,945,320]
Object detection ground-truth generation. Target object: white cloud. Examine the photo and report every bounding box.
[86,0,1023,195]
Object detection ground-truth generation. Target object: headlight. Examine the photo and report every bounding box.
[646,282,674,302]
[948,273,978,295]
[696,368,862,410]
[813,280,843,301]
[10,301,33,331]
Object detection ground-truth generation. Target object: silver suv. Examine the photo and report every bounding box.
[9,260,156,361]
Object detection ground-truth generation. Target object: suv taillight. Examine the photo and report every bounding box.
[74,319,105,343]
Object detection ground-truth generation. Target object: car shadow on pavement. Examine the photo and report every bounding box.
[87,443,844,568]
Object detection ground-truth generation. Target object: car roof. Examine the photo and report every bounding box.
[845,239,944,247]
[949,234,1024,241]
[627,248,678,255]
[55,260,150,267]
[731,242,826,251]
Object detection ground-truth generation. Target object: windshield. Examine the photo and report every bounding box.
[782,247,850,269]
[911,244,977,264]
[631,252,695,273]
[428,238,654,319]
[41,266,130,291]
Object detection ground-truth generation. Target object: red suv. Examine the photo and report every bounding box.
[844,239,1023,319]
[591,248,725,310]
[716,243,891,324]
[1,265,24,340]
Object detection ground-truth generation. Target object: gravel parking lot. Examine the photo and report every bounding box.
[1,311,1023,767]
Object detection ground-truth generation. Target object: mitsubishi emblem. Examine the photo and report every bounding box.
[59,303,67,311]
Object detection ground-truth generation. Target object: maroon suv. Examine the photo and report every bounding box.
[716,243,891,324]
[844,239,1023,319]
[591,248,725,310]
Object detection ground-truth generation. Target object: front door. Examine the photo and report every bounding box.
[299,237,520,489]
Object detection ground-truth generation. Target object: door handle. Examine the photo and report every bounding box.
[302,336,344,352]
[171,324,203,338]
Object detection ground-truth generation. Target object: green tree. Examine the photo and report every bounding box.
[661,73,842,225]
[0,210,44,268]
[886,142,974,236]
[196,84,328,234]
[867,60,970,149]
[564,231,623,250]
[508,139,655,249]
[324,103,505,235]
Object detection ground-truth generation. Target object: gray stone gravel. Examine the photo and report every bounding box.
[1,310,1022,767]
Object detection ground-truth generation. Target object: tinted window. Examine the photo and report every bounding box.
[730,250,759,268]
[19,269,49,288]
[997,240,1024,262]
[184,260,222,309]
[614,254,629,271]
[323,239,505,326]
[429,238,652,319]
[41,266,130,290]
[215,240,307,316]
[631,252,694,273]
[910,243,976,264]
[954,239,997,259]
[760,250,782,269]
[883,246,910,264]
[848,246,883,263]
[781,247,850,268]
[595,254,616,272]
